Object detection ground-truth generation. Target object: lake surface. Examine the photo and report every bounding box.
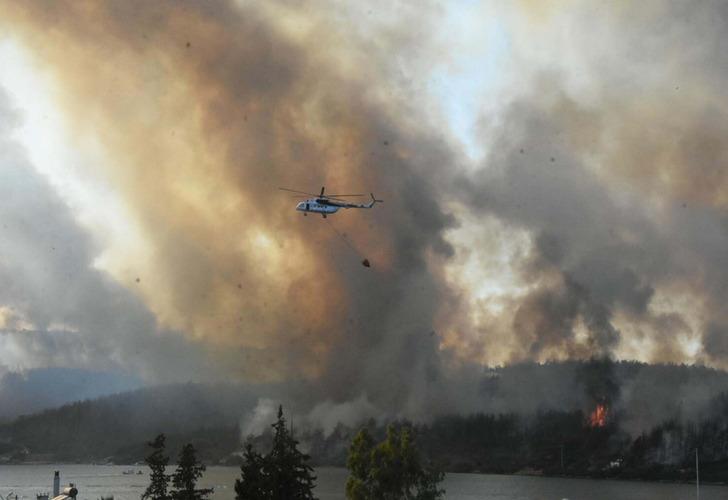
[0,464,723,500]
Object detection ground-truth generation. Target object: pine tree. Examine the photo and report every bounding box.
[142,434,170,500]
[234,405,317,500]
[170,443,213,500]
[267,405,317,500]
[234,444,270,500]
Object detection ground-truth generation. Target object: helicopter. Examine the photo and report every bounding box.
[279,186,383,218]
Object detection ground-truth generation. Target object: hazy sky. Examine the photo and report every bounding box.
[1,0,728,417]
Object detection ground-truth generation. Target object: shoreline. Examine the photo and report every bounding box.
[3,463,727,488]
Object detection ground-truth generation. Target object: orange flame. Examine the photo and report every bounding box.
[589,404,607,427]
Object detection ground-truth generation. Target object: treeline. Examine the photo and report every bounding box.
[0,383,259,462]
[3,361,728,484]
[293,397,728,483]
[414,400,728,482]
[4,402,728,483]
[141,407,444,500]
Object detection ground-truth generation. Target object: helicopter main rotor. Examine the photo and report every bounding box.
[278,186,365,203]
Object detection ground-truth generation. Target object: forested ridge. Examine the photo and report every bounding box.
[2,361,728,482]
[0,383,259,463]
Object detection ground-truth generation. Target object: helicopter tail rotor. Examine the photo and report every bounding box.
[364,193,383,208]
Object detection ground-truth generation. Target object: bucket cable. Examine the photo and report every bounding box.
[324,218,370,267]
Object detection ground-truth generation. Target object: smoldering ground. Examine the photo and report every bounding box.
[2,0,728,433]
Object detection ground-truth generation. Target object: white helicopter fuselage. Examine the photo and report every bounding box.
[288,191,381,218]
[296,199,340,215]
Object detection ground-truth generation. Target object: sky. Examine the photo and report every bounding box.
[1,0,728,419]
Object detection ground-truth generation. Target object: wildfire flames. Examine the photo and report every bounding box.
[589,404,608,428]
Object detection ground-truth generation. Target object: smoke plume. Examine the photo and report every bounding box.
[2,0,728,427]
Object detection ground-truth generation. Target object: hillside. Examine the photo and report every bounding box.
[0,368,141,422]
[2,360,728,477]
[0,383,262,463]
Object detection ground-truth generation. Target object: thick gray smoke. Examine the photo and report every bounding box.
[0,0,468,421]
[450,1,728,371]
[1,0,728,433]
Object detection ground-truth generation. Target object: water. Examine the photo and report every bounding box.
[0,465,724,500]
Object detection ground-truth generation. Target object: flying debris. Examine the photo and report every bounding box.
[279,186,382,218]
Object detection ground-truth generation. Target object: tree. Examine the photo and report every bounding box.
[170,443,213,500]
[345,429,376,499]
[267,405,317,500]
[346,424,445,500]
[142,434,170,500]
[234,405,317,500]
[234,444,269,499]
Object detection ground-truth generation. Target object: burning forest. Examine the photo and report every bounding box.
[2,359,728,485]
[589,404,608,429]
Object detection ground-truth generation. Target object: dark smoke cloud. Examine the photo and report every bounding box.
[2,0,728,430]
[453,0,728,367]
[0,0,467,419]
[458,92,669,361]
